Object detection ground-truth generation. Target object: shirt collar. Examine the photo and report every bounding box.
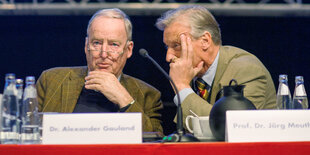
[200,50,220,87]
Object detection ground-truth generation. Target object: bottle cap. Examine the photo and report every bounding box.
[5,73,16,80]
[16,79,24,84]
[295,76,304,83]
[26,76,36,83]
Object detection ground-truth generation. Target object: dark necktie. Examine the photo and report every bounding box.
[195,78,210,101]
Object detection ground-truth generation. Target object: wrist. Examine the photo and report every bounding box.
[119,100,134,112]
[176,84,191,92]
[119,97,134,108]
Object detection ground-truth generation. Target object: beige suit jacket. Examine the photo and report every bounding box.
[179,46,276,125]
[36,66,163,133]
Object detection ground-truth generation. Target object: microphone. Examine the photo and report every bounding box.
[139,48,199,142]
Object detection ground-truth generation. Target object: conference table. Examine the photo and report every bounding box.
[0,141,309,155]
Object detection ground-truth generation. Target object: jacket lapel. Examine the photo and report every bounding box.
[61,67,87,112]
[210,46,230,105]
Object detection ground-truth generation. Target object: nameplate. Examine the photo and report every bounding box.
[226,110,310,142]
[42,113,142,144]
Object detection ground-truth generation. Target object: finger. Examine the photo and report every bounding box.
[85,77,98,85]
[84,83,100,91]
[85,71,110,81]
[84,78,105,92]
[85,71,99,80]
[85,74,99,81]
[87,71,106,77]
[180,34,188,60]
[186,36,194,61]
[193,61,204,76]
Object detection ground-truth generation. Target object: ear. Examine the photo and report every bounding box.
[84,37,89,54]
[126,41,134,58]
[200,31,212,51]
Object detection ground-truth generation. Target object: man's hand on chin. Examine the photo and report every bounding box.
[85,71,133,108]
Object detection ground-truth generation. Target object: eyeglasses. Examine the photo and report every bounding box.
[87,40,128,57]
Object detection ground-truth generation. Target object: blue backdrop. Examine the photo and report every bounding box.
[0,15,309,135]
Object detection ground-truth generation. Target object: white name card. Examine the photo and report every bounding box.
[42,113,142,144]
[226,110,310,142]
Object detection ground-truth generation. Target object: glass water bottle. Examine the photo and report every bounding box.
[20,76,40,144]
[292,76,308,109]
[0,73,20,144]
[276,74,292,109]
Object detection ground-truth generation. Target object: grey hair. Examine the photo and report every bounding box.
[86,8,132,41]
[155,5,221,45]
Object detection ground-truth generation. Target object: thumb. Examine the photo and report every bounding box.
[193,61,204,75]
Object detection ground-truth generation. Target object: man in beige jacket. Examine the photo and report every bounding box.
[156,5,276,126]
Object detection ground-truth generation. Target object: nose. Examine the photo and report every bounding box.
[100,43,109,58]
[166,48,176,63]
[100,50,108,58]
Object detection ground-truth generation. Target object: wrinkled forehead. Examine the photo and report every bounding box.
[163,21,191,45]
[88,17,127,40]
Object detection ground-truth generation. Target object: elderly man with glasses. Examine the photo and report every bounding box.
[36,8,163,133]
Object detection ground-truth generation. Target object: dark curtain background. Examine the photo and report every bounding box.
[0,15,309,135]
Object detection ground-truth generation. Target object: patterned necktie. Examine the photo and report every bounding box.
[195,78,210,101]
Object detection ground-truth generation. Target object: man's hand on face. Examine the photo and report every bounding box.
[85,71,134,108]
[169,34,204,91]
